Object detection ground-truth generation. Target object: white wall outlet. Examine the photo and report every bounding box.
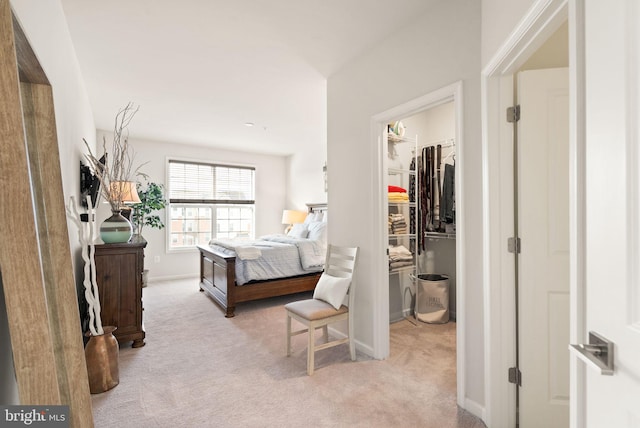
[154,256,160,263]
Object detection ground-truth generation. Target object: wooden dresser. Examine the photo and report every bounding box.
[94,237,147,347]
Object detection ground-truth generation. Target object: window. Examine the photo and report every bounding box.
[168,160,255,249]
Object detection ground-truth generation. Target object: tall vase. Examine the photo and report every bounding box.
[100,210,132,243]
[85,326,119,394]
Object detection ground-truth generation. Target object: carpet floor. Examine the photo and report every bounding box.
[91,278,485,428]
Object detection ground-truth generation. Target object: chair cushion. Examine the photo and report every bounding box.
[312,273,351,309]
[285,299,348,321]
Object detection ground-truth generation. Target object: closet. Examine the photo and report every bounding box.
[387,101,457,323]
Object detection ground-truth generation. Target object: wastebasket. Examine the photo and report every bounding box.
[411,273,449,324]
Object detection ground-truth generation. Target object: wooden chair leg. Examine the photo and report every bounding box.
[307,323,315,375]
[286,313,292,356]
[322,325,329,343]
[349,317,356,361]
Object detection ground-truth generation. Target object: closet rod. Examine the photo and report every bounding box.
[420,138,455,148]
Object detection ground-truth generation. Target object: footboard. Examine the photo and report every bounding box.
[197,244,322,318]
[198,245,237,317]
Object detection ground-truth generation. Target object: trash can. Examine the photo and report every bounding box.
[411,273,449,324]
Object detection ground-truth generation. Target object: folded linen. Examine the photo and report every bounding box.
[388,192,409,202]
[209,239,263,260]
[388,244,413,259]
[390,260,414,270]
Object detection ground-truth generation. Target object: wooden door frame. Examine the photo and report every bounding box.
[0,3,93,426]
[480,0,586,426]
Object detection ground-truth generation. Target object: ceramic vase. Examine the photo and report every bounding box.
[100,210,132,243]
[85,326,119,394]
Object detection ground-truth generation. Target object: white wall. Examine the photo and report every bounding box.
[481,0,538,66]
[95,132,289,281]
[327,0,484,410]
[285,148,327,210]
[2,0,96,404]
[285,82,328,210]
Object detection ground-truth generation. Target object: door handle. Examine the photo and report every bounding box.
[569,331,614,375]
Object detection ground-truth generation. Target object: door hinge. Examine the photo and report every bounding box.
[507,105,521,123]
[507,237,521,254]
[508,367,522,386]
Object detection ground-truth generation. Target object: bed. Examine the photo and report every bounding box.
[198,203,327,317]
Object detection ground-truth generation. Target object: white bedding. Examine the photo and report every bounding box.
[208,235,326,285]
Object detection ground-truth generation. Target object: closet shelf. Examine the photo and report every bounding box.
[389,265,416,274]
[388,201,416,207]
[425,231,456,240]
[388,168,415,176]
[389,234,417,239]
[388,133,417,144]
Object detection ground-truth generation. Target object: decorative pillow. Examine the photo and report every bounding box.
[287,223,308,238]
[307,221,327,242]
[313,273,351,309]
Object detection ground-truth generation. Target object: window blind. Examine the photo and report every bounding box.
[169,160,255,204]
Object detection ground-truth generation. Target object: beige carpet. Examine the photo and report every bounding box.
[91,278,485,428]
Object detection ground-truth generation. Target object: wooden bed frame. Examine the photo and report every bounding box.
[198,203,327,317]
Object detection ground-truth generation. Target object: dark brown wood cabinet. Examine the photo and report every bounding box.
[94,238,147,347]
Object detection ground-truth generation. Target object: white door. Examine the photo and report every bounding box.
[518,68,570,428]
[572,1,640,426]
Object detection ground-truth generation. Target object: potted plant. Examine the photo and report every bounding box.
[131,180,166,286]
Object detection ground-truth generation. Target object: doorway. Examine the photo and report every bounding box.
[372,81,466,406]
[481,1,571,426]
[387,102,457,323]
[513,21,571,428]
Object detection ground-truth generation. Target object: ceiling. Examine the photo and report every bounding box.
[60,0,437,156]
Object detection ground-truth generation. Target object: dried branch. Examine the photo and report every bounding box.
[84,103,144,212]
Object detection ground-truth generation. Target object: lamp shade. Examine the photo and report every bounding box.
[281,210,307,225]
[110,181,141,204]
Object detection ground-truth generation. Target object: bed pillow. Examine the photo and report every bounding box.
[307,221,327,242]
[304,212,320,224]
[313,273,352,309]
[287,223,308,239]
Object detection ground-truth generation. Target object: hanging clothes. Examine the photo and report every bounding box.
[440,163,455,224]
[409,155,417,237]
[419,147,428,253]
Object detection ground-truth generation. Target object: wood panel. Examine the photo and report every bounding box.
[0,1,93,426]
[94,241,146,347]
[21,82,93,425]
[0,0,61,406]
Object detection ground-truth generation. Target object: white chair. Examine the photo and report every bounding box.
[285,244,359,375]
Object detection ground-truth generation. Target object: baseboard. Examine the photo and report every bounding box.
[148,273,198,284]
[328,326,375,359]
[389,309,405,324]
[463,397,486,423]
